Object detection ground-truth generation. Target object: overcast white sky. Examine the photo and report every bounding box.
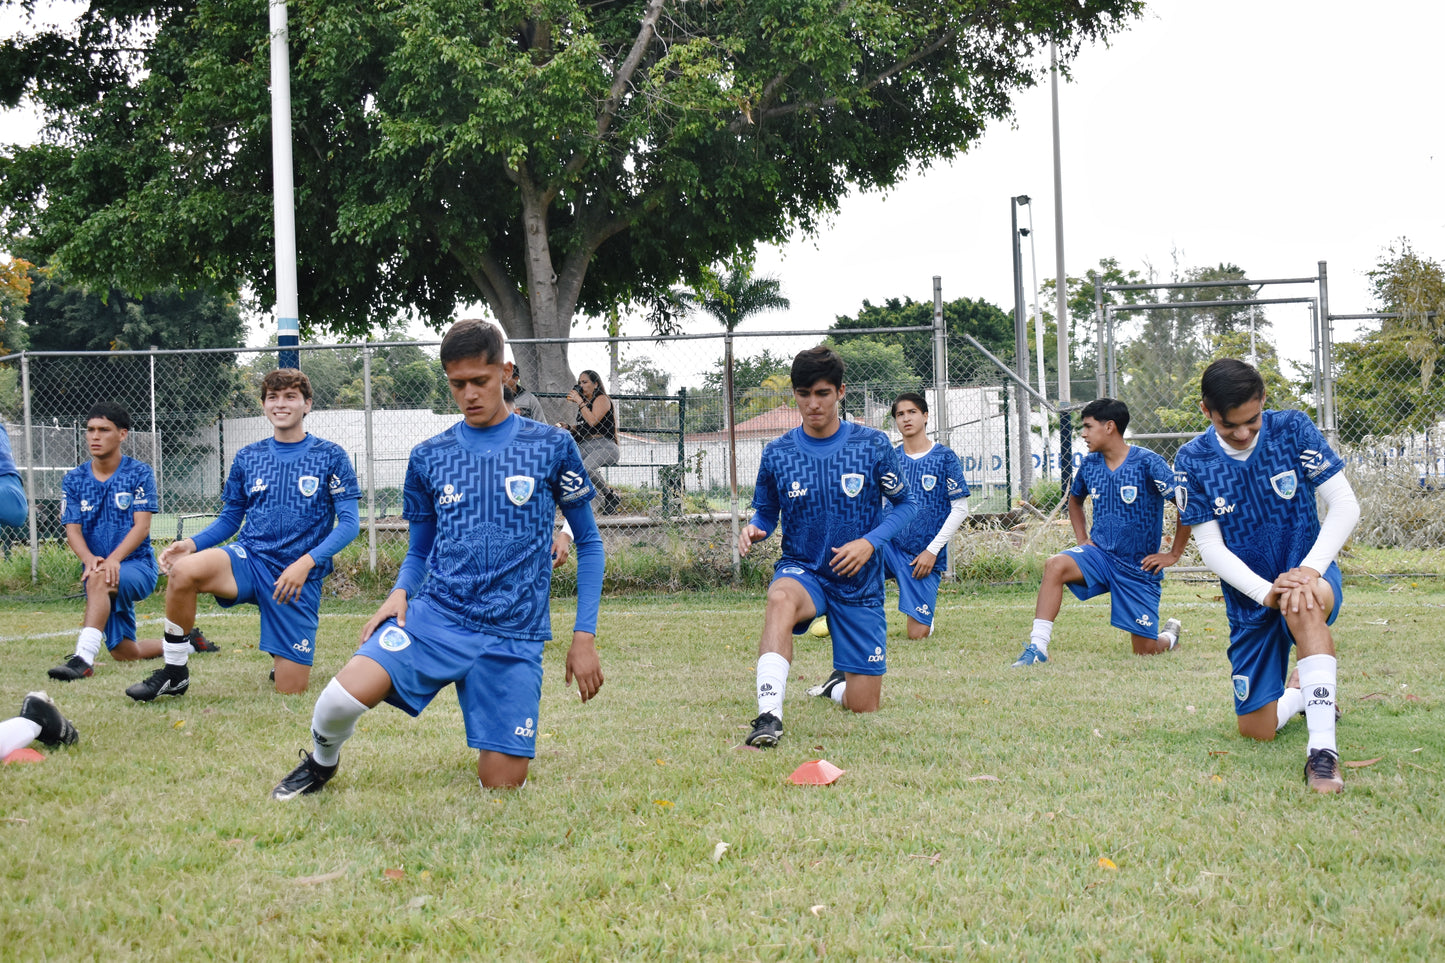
[5,0,1443,387]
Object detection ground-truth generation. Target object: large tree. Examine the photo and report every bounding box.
[831,294,1013,384]
[0,0,1142,401]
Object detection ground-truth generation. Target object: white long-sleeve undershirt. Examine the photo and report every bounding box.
[926,498,970,555]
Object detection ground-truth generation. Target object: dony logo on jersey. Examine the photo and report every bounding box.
[1270,470,1298,500]
[867,646,885,663]
[79,498,93,512]
[114,491,133,510]
[786,480,809,499]
[438,483,464,506]
[840,473,866,498]
[514,716,536,738]
[506,475,536,506]
[249,476,268,494]
[378,625,411,652]
[297,475,320,498]
[1212,496,1236,516]
[1119,485,1138,505]
[920,474,937,492]
[1300,448,1331,479]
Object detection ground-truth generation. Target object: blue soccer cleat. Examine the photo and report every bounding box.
[1011,642,1048,667]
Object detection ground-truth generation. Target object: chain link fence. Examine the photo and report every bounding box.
[1,297,1440,593]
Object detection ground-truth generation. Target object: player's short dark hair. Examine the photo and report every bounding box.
[1200,358,1266,413]
[261,368,312,402]
[1081,397,1130,434]
[891,392,928,417]
[791,346,845,391]
[441,318,506,367]
[86,401,132,431]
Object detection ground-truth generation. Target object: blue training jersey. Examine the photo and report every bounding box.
[403,415,594,641]
[1070,445,1175,582]
[0,424,17,477]
[887,441,970,566]
[60,456,158,564]
[751,421,910,605]
[223,435,361,578]
[1174,408,1344,617]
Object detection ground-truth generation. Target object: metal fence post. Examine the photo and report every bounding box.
[21,352,36,582]
[363,345,377,573]
[150,344,162,513]
[932,277,949,449]
[725,331,741,581]
[1317,260,1337,444]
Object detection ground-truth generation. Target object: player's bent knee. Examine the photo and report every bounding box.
[478,751,530,788]
[1237,706,1278,742]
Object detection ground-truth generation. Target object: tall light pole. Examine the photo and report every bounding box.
[270,0,300,370]
[1010,195,1034,501]
[1051,43,1072,506]
[1020,208,1049,479]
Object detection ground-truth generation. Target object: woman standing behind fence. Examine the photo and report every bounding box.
[560,370,622,514]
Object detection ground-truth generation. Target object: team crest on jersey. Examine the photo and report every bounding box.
[114,491,133,510]
[1232,674,1250,702]
[297,475,320,497]
[378,625,410,652]
[1119,485,1137,505]
[921,474,937,491]
[1270,470,1298,500]
[840,473,865,498]
[506,475,536,506]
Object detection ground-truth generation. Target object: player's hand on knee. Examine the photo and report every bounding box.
[565,631,604,702]
[360,589,409,642]
[158,538,195,574]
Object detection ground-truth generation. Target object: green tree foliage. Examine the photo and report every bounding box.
[675,257,789,334]
[1333,240,1445,442]
[830,296,1013,383]
[0,0,1142,401]
[1036,257,1153,391]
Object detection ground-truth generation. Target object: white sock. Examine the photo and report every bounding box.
[75,627,104,665]
[1030,619,1053,655]
[756,652,790,718]
[1297,654,1338,754]
[0,717,42,758]
[1158,627,1177,649]
[162,640,191,668]
[310,678,367,767]
[1276,686,1304,731]
[164,618,187,637]
[829,682,847,706]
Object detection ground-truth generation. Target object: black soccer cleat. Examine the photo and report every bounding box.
[19,691,79,747]
[186,627,219,653]
[806,669,847,700]
[745,711,783,748]
[48,655,94,682]
[125,665,189,702]
[271,749,338,801]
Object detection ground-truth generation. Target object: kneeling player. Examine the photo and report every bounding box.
[737,347,914,747]
[126,369,360,700]
[875,392,969,640]
[1174,359,1359,793]
[1013,398,1189,666]
[270,319,604,799]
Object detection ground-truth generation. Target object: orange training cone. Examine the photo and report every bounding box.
[3,747,45,765]
[790,759,845,785]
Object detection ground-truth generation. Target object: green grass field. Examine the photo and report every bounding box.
[1,580,1442,960]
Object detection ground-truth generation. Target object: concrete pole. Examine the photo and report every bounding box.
[270,0,300,369]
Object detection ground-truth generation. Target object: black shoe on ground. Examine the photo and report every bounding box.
[745,711,783,748]
[47,655,94,682]
[186,627,219,653]
[125,665,189,702]
[19,691,79,747]
[806,669,846,700]
[1305,747,1344,794]
[271,749,338,800]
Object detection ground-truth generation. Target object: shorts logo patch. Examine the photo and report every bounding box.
[840,473,865,498]
[1135,613,1154,629]
[114,491,133,510]
[779,565,804,576]
[915,604,930,615]
[868,646,885,663]
[921,474,937,491]
[231,545,247,559]
[514,717,536,738]
[1270,470,1298,500]
[298,475,320,497]
[1233,674,1250,702]
[293,637,313,654]
[506,475,535,506]
[378,625,411,652]
[1119,485,1137,505]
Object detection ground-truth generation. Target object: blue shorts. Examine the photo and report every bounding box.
[879,541,941,626]
[1228,564,1344,715]
[355,598,544,758]
[773,561,887,676]
[92,558,158,649]
[1064,544,1164,637]
[216,545,323,666]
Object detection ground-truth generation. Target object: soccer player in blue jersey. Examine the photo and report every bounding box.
[1013,398,1190,667]
[878,392,970,640]
[269,319,604,799]
[1174,359,1359,793]
[737,346,915,747]
[0,423,26,528]
[125,369,361,700]
[46,403,163,681]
